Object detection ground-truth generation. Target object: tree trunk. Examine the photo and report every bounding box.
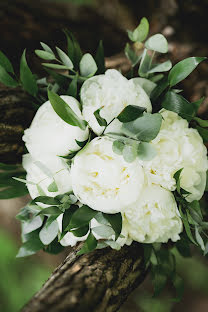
[22,242,146,312]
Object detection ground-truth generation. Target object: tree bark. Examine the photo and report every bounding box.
[22,242,146,312]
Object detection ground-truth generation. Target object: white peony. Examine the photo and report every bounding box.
[71,137,145,213]
[139,109,208,202]
[22,153,72,199]
[23,96,89,159]
[124,185,183,243]
[80,69,152,135]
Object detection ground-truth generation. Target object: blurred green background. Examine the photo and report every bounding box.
[0,0,208,311]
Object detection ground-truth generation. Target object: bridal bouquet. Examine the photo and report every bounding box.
[1,18,208,297]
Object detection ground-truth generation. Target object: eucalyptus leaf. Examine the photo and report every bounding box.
[0,64,18,87]
[0,51,14,73]
[128,17,149,42]
[168,57,207,87]
[56,47,74,69]
[122,144,138,163]
[137,142,157,161]
[20,50,38,97]
[47,180,58,192]
[39,219,59,245]
[122,113,162,142]
[67,75,78,97]
[145,34,168,53]
[112,140,125,155]
[131,78,156,96]
[79,53,97,77]
[34,196,60,205]
[35,50,55,60]
[22,215,43,234]
[48,90,87,130]
[117,105,146,123]
[148,60,172,73]
[124,43,141,67]
[16,232,44,258]
[77,231,97,255]
[92,225,114,239]
[138,49,152,77]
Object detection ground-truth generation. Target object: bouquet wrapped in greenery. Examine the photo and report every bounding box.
[1,17,208,299]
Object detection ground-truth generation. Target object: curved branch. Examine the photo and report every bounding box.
[22,243,146,312]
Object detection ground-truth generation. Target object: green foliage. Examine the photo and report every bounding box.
[95,40,105,74]
[79,53,98,77]
[127,17,149,42]
[48,90,87,130]
[117,105,146,123]
[20,50,38,97]
[137,142,157,161]
[77,231,97,255]
[93,107,107,126]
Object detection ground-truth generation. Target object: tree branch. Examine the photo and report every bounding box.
[22,242,146,312]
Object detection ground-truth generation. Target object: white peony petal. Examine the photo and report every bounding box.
[80,69,152,135]
[124,185,183,243]
[71,137,145,213]
[23,95,89,159]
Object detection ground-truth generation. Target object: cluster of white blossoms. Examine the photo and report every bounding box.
[22,69,208,249]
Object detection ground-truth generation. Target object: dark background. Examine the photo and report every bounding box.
[0,1,208,311]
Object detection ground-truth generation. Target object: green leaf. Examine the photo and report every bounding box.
[75,138,89,148]
[174,168,183,194]
[16,204,41,222]
[93,107,107,127]
[195,226,205,250]
[39,220,59,245]
[95,40,105,74]
[48,90,87,130]
[42,63,70,70]
[162,91,195,121]
[152,266,167,297]
[189,201,203,224]
[64,29,75,64]
[128,17,149,42]
[92,225,114,239]
[77,231,97,255]
[35,50,55,60]
[179,207,196,245]
[132,78,156,96]
[0,64,18,87]
[150,77,169,101]
[194,117,208,128]
[36,184,46,196]
[175,236,191,258]
[67,75,78,97]
[44,238,64,255]
[40,42,54,54]
[112,140,125,155]
[69,205,98,229]
[145,34,168,53]
[117,105,146,123]
[0,162,18,171]
[12,177,35,185]
[71,224,89,237]
[79,53,98,77]
[34,196,60,205]
[0,185,28,199]
[56,47,74,69]
[16,231,44,257]
[20,50,38,97]
[122,113,162,142]
[195,126,208,142]
[22,216,43,234]
[137,142,157,161]
[192,97,204,113]
[47,180,58,192]
[122,144,138,163]
[168,57,207,87]
[0,51,14,73]
[62,205,79,232]
[102,213,122,240]
[148,60,172,73]
[37,206,61,216]
[124,43,141,67]
[138,49,152,77]
[171,274,184,302]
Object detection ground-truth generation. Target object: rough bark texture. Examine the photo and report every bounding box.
[22,242,146,312]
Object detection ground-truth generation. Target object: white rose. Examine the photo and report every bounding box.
[71,137,145,213]
[23,96,89,159]
[22,153,72,199]
[57,213,132,248]
[80,69,152,135]
[139,110,208,201]
[124,185,182,243]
